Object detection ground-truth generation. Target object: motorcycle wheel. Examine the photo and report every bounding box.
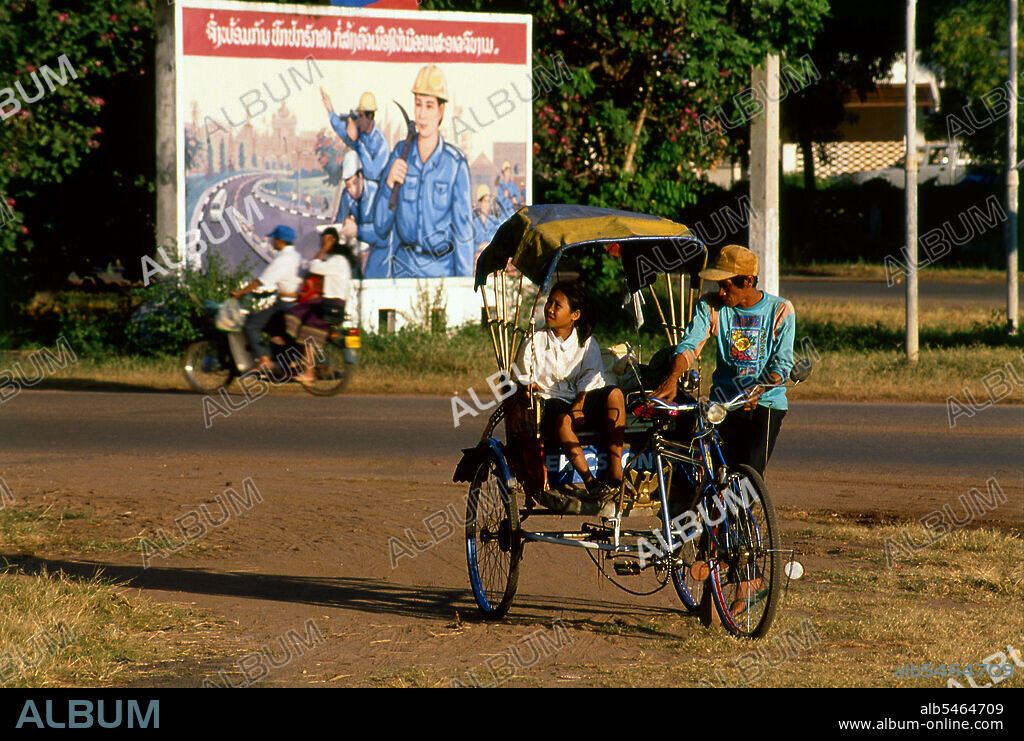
[183,340,235,394]
[302,341,352,396]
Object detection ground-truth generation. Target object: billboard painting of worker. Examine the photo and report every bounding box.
[175,0,533,282]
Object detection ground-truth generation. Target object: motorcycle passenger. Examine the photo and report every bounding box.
[651,245,795,478]
[514,280,627,499]
[291,227,355,384]
[230,225,302,373]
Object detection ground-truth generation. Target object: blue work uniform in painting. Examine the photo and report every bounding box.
[373,134,473,278]
[335,179,392,279]
[494,176,524,219]
[328,111,390,184]
[472,210,500,248]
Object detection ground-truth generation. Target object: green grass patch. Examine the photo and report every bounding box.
[1,504,141,556]
[3,298,1021,403]
[781,263,1019,282]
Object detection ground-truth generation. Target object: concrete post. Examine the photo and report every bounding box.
[749,55,780,296]
[905,1,919,363]
[155,2,177,263]
[1007,0,1019,334]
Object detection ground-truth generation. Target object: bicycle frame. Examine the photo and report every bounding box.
[516,398,736,571]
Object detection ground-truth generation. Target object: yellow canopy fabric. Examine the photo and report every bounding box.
[475,204,706,292]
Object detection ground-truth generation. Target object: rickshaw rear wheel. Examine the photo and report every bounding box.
[466,457,522,620]
[708,465,781,638]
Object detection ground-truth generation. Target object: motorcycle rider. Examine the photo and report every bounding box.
[230,225,302,373]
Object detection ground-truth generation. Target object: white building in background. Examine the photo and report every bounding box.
[706,53,967,188]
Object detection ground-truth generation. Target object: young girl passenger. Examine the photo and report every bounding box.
[514,280,627,498]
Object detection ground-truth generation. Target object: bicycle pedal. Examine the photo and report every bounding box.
[613,560,641,576]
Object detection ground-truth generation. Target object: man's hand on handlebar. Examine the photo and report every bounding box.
[741,372,782,410]
[651,351,689,402]
[742,385,764,410]
[651,377,679,403]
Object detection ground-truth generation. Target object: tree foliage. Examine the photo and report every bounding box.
[0,1,154,251]
[428,0,828,218]
[922,0,1023,163]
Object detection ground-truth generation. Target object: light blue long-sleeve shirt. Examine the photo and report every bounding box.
[674,291,796,410]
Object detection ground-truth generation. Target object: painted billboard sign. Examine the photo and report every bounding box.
[175,0,532,290]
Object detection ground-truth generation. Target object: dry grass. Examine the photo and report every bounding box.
[0,566,237,687]
[0,506,243,687]
[545,512,1023,688]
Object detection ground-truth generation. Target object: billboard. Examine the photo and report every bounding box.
[175,0,532,327]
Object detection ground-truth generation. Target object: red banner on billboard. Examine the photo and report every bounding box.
[182,7,527,64]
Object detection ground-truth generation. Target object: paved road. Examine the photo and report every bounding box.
[2,391,1020,529]
[780,277,1023,308]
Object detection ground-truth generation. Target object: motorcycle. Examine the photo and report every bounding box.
[183,295,359,397]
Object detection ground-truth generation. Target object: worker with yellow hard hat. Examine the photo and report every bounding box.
[373,64,473,279]
[494,159,524,219]
[319,86,389,183]
[472,183,500,261]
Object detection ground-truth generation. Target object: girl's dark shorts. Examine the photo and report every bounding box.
[540,385,618,438]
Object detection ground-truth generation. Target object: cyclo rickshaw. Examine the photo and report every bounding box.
[453,205,810,639]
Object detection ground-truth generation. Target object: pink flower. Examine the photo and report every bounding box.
[94,126,103,135]
[25,64,35,73]
[6,197,14,207]
[21,226,29,234]
[132,25,138,31]
[109,14,118,21]
[58,12,68,22]
[94,60,101,67]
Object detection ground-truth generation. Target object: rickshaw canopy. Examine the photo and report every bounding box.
[474,204,707,294]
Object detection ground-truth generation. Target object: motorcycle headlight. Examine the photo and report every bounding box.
[705,402,727,425]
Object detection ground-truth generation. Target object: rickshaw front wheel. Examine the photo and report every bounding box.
[466,457,522,620]
[708,465,782,638]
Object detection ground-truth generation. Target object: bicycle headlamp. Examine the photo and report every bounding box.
[705,402,727,425]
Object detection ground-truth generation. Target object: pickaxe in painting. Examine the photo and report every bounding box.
[388,100,418,211]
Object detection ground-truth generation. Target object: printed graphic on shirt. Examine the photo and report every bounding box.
[730,326,760,363]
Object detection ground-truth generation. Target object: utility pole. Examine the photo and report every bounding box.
[749,54,780,296]
[155,2,177,263]
[1007,0,1019,334]
[905,0,919,363]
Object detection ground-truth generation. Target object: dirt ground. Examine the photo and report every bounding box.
[1,391,1020,686]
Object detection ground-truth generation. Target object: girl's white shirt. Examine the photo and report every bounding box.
[513,326,606,403]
